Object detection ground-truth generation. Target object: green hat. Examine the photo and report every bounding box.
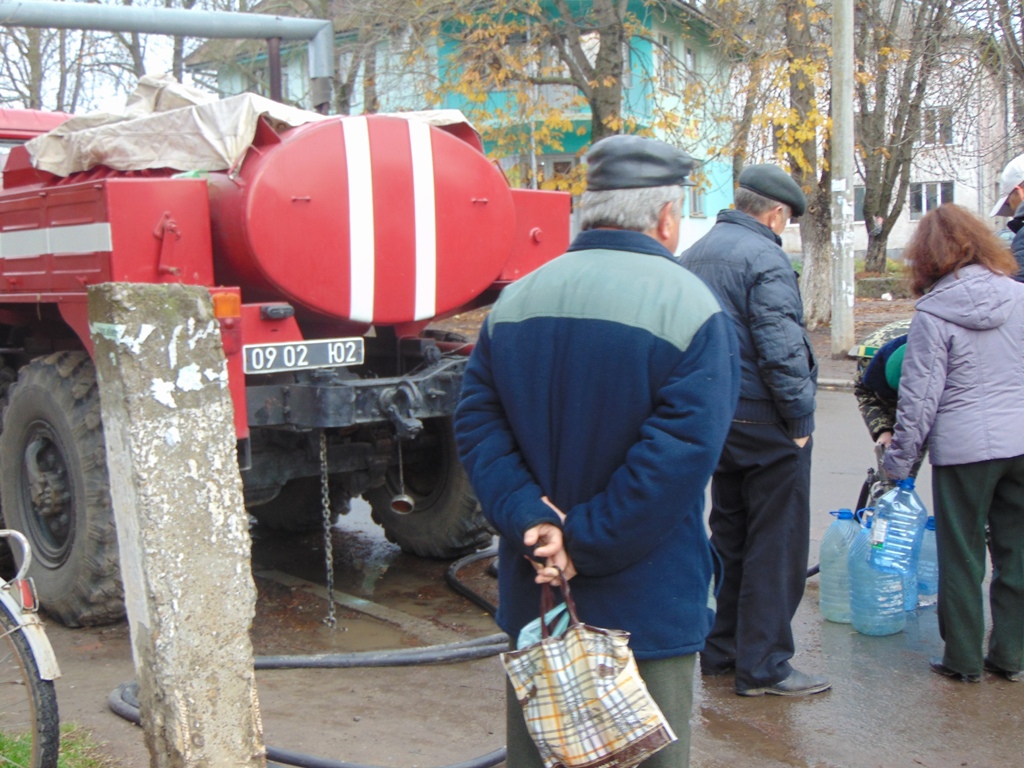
[738,164,807,217]
[585,135,696,191]
[885,343,906,391]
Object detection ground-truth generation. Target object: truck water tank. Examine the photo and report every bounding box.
[207,115,518,328]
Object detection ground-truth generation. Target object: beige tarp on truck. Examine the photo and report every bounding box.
[25,74,479,177]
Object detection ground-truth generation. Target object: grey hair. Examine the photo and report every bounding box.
[579,185,685,232]
[734,187,791,219]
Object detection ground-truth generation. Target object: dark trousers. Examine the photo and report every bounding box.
[933,454,1024,676]
[505,654,696,768]
[700,420,812,689]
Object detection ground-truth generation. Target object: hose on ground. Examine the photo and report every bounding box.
[445,547,499,615]
[109,547,508,768]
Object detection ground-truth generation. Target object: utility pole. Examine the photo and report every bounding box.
[830,0,855,356]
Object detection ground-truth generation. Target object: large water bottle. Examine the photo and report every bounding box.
[819,508,861,623]
[849,519,906,636]
[901,567,917,612]
[869,477,928,575]
[917,516,939,607]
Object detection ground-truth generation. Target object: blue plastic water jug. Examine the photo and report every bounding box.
[901,567,917,612]
[819,508,861,623]
[849,519,905,636]
[869,477,928,575]
[917,516,939,607]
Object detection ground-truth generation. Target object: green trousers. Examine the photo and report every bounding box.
[505,653,696,768]
[933,454,1024,676]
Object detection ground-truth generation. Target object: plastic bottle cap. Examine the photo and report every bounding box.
[898,477,915,491]
[926,516,936,531]
[831,508,855,519]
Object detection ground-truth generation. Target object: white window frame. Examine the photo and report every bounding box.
[909,180,953,220]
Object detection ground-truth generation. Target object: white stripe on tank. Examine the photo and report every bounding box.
[409,120,437,321]
[343,117,375,322]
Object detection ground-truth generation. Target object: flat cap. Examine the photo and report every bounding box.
[738,164,807,217]
[585,135,696,191]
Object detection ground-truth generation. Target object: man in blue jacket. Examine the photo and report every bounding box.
[682,165,828,697]
[991,153,1024,281]
[455,135,739,767]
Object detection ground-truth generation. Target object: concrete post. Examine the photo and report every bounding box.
[88,283,265,768]
[830,0,856,357]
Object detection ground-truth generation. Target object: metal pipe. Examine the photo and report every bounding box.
[0,0,334,78]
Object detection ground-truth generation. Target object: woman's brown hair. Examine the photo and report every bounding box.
[903,203,1020,296]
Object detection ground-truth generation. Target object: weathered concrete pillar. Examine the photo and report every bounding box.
[88,283,265,768]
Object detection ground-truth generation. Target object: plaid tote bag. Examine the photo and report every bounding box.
[501,574,676,768]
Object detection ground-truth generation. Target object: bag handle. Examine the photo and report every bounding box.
[539,569,580,638]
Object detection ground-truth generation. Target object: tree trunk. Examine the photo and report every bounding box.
[865,230,889,273]
[585,0,625,141]
[782,0,830,328]
[799,185,832,330]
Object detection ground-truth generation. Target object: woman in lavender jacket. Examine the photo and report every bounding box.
[883,204,1024,684]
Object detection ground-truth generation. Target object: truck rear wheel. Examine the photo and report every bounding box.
[0,353,124,627]
[366,417,492,558]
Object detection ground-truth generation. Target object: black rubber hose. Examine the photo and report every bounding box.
[257,634,508,669]
[266,745,506,768]
[445,547,499,616]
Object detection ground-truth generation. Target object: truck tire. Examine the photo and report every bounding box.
[0,353,124,627]
[0,364,19,576]
[249,477,342,533]
[366,417,493,558]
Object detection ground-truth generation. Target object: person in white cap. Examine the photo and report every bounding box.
[991,153,1024,281]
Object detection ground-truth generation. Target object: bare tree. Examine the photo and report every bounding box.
[855,0,961,273]
[0,24,128,112]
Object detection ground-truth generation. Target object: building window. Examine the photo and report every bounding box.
[659,34,676,90]
[909,181,953,220]
[854,186,866,222]
[689,161,705,217]
[684,46,697,86]
[531,155,578,190]
[921,107,953,146]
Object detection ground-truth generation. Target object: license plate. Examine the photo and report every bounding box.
[243,337,365,374]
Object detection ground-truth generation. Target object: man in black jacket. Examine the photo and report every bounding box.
[991,154,1024,281]
[681,164,829,697]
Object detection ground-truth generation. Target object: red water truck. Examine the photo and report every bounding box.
[0,105,570,626]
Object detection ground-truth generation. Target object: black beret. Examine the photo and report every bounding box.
[738,164,807,217]
[585,135,696,191]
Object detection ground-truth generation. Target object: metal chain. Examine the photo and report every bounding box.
[319,430,337,628]
[397,438,406,497]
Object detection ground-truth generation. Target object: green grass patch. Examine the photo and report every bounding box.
[0,724,123,768]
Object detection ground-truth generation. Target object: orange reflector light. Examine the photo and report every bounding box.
[15,578,37,612]
[212,292,242,319]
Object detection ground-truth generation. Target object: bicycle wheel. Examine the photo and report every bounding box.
[0,599,59,768]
